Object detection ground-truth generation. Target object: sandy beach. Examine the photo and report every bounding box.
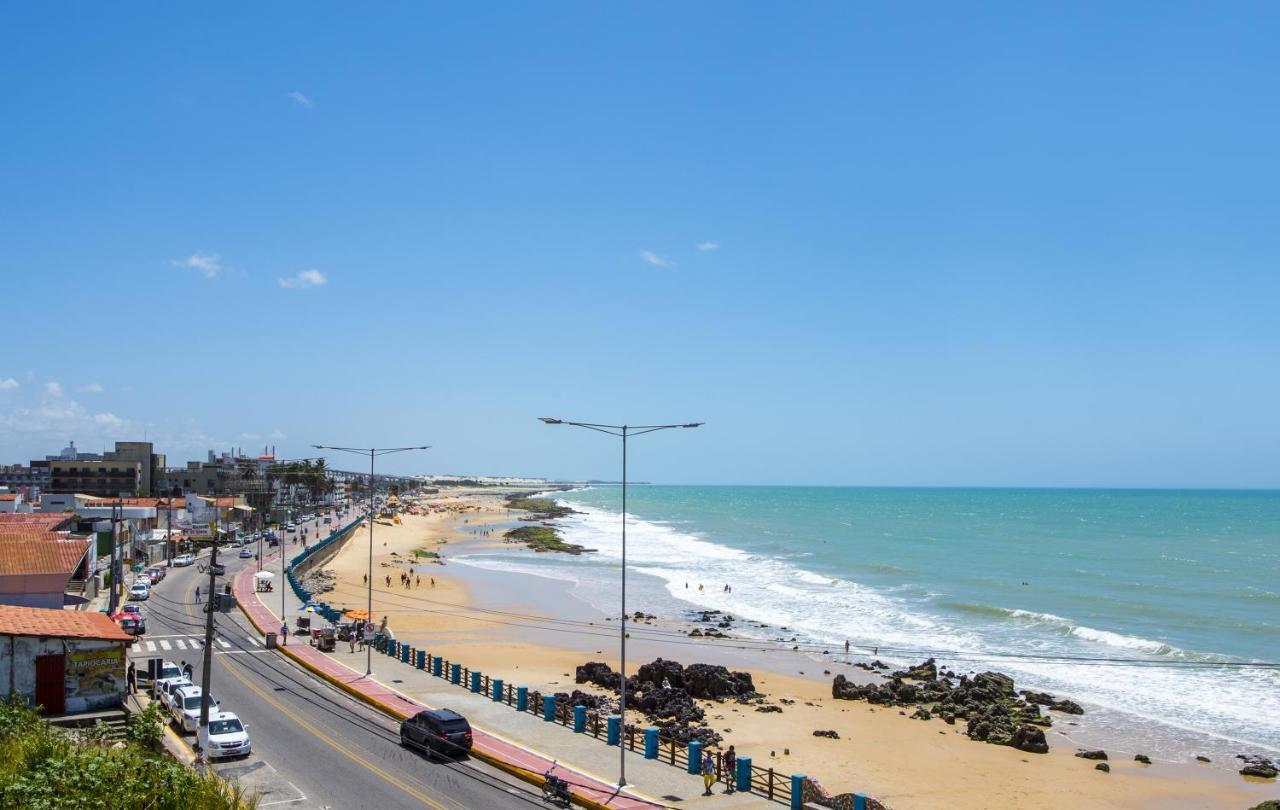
[318,491,1278,809]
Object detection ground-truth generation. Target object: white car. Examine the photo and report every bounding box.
[129,582,150,601]
[155,676,192,711]
[199,711,251,759]
[238,547,253,559]
[173,554,195,567]
[172,685,219,734]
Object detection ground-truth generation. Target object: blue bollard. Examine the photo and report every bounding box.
[492,678,504,702]
[450,663,461,684]
[644,727,659,759]
[401,645,410,663]
[687,739,702,773]
[433,656,443,677]
[516,686,528,712]
[573,704,586,733]
[736,756,752,793]
[542,695,556,721]
[791,774,806,810]
[416,650,426,669]
[854,794,868,810]
[608,715,621,747]
[470,671,482,693]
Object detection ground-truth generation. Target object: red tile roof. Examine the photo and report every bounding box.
[0,514,75,532]
[0,533,92,576]
[0,605,132,641]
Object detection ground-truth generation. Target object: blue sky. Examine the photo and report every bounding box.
[2,3,1278,487]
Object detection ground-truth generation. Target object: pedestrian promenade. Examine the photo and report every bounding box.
[234,534,770,809]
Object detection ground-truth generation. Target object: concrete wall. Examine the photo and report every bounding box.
[0,573,72,609]
[0,635,127,713]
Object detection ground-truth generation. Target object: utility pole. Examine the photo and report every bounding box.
[198,508,221,732]
[107,498,123,615]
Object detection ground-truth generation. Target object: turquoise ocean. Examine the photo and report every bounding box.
[456,486,1280,756]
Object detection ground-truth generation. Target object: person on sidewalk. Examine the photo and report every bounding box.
[723,745,737,794]
[702,750,716,796]
[126,661,137,694]
[182,661,193,680]
[195,585,201,603]
[280,622,289,646]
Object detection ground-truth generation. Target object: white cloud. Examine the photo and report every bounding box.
[239,432,263,441]
[288,91,313,108]
[269,428,288,440]
[93,413,125,428]
[278,269,327,289]
[639,250,674,268]
[172,252,222,278]
[44,382,63,398]
[696,241,720,252]
[78,382,105,394]
[0,378,18,391]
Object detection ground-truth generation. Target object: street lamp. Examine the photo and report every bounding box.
[313,444,430,676]
[538,417,702,788]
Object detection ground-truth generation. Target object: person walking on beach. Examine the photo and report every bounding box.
[431,577,435,587]
[363,573,367,585]
[723,746,737,793]
[701,751,716,795]
[415,575,420,587]
[844,639,850,656]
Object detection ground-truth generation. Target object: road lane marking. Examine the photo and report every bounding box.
[219,639,232,648]
[176,640,187,649]
[216,660,452,810]
[144,641,156,652]
[159,640,171,650]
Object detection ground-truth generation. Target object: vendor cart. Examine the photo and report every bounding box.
[312,627,336,652]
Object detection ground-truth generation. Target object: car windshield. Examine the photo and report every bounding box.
[209,719,243,735]
[183,694,212,710]
[160,666,180,679]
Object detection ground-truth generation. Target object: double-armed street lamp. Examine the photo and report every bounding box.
[538,418,702,788]
[313,444,430,676]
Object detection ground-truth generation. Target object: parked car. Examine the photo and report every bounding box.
[238,547,253,559]
[128,583,150,601]
[145,566,165,583]
[399,708,473,759]
[155,676,192,710]
[146,660,182,688]
[198,711,250,759]
[172,685,219,734]
[173,554,195,567]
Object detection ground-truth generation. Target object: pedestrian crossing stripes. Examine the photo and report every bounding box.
[137,638,233,653]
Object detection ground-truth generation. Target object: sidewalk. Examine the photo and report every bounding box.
[234,534,771,809]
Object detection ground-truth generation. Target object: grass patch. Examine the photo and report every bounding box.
[0,695,254,809]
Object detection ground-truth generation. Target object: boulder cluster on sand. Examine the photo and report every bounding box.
[575,658,759,747]
[831,658,1085,754]
[301,567,336,594]
[1237,753,1278,779]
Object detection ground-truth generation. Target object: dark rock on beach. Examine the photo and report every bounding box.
[833,662,1074,754]
[813,729,840,739]
[1240,763,1278,779]
[1011,724,1048,754]
[1134,754,1151,764]
[1095,763,1110,773]
[1076,750,1108,761]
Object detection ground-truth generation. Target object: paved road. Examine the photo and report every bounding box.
[130,511,540,810]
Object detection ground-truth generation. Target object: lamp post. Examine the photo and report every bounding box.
[313,444,429,676]
[537,417,702,787]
